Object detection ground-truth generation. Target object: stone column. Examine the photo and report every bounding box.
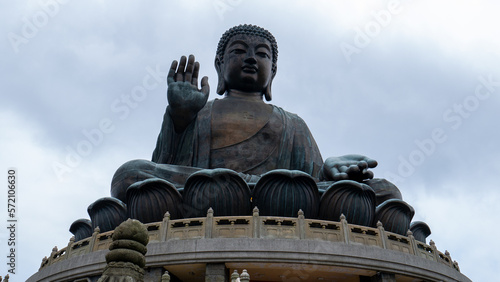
[205,263,228,282]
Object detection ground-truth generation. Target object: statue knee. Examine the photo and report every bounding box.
[111,159,157,202]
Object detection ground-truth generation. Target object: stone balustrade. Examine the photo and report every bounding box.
[40,207,460,273]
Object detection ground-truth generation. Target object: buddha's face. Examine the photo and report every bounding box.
[221,34,273,94]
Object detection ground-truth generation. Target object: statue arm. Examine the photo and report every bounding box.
[152,107,196,165]
[288,113,324,179]
[152,55,208,164]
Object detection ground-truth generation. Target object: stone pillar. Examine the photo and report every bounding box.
[252,207,260,238]
[205,263,228,282]
[298,209,305,239]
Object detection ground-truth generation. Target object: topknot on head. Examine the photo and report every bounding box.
[216,24,278,73]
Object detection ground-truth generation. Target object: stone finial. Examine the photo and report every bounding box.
[69,236,75,243]
[207,207,214,216]
[164,211,170,220]
[161,270,171,282]
[298,209,304,217]
[340,213,346,221]
[98,219,149,282]
[430,240,435,247]
[407,230,413,236]
[52,246,58,253]
[240,269,250,281]
[253,206,259,216]
[376,221,383,228]
[231,270,240,281]
[94,226,101,234]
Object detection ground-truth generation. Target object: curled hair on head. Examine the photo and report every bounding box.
[215,24,278,101]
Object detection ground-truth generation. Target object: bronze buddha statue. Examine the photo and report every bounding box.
[110,24,399,222]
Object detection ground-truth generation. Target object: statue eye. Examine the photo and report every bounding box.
[257,52,270,58]
[231,48,246,54]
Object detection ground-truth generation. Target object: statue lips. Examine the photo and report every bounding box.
[242,65,258,73]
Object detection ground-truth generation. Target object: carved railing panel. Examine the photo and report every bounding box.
[213,216,253,238]
[349,224,382,248]
[167,218,205,240]
[305,220,343,242]
[386,233,412,254]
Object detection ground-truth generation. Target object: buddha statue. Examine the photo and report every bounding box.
[110,24,398,221]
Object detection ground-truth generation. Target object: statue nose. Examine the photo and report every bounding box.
[244,51,257,64]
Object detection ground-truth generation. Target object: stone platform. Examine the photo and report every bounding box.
[28,209,470,281]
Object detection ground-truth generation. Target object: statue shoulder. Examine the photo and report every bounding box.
[272,105,308,126]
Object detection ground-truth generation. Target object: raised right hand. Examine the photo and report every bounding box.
[167,55,209,131]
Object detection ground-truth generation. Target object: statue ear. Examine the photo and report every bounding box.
[214,57,226,95]
[264,68,277,101]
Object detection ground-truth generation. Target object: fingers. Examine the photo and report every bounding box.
[333,172,348,181]
[363,170,374,179]
[184,55,195,83]
[200,76,210,96]
[175,56,187,82]
[366,158,378,168]
[192,62,200,86]
[167,60,178,85]
[358,161,368,169]
[330,166,348,181]
[347,164,360,173]
[171,55,204,87]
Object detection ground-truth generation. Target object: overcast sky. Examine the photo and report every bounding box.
[1,1,499,281]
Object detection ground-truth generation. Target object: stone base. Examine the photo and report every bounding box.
[28,238,470,281]
[97,261,145,281]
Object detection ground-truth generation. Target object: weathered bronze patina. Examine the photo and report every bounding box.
[110,24,398,221]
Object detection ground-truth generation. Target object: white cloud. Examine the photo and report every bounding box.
[1,0,498,280]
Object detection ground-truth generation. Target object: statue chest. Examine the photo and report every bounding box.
[209,101,283,174]
[210,99,275,149]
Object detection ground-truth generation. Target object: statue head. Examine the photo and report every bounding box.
[215,24,278,101]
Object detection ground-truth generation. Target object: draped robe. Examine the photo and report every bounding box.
[152,100,323,179]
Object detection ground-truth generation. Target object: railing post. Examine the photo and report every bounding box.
[231,270,239,282]
[47,246,58,266]
[253,207,260,238]
[240,269,250,282]
[430,240,439,262]
[161,270,171,282]
[160,211,170,242]
[39,256,48,270]
[407,230,418,255]
[298,209,305,239]
[340,214,350,244]
[444,250,453,267]
[205,207,214,238]
[65,236,75,259]
[377,221,387,249]
[88,227,100,253]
